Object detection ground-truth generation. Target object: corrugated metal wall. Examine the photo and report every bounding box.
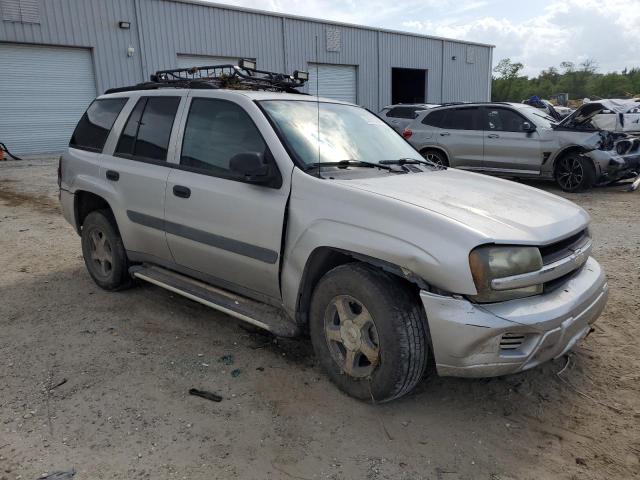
[0,0,142,93]
[0,0,492,111]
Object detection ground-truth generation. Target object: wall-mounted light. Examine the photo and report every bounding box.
[127,46,135,57]
[118,21,131,29]
[451,55,457,61]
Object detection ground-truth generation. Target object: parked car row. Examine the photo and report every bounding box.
[380,101,640,192]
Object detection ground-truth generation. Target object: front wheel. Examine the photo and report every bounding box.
[309,263,429,402]
[554,154,596,192]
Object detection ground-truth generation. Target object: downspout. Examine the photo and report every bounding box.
[133,0,148,81]
[281,16,287,73]
[440,39,445,103]
[487,46,494,101]
[376,30,380,111]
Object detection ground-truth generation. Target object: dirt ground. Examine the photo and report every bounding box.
[1,157,638,480]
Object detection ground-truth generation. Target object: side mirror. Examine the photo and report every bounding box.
[522,121,536,133]
[229,152,276,186]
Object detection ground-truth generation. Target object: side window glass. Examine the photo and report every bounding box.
[115,96,181,161]
[485,108,527,132]
[115,98,146,157]
[387,107,419,119]
[180,98,267,176]
[422,109,445,127]
[441,107,480,130]
[69,98,127,152]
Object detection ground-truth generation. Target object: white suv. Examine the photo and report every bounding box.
[58,63,608,402]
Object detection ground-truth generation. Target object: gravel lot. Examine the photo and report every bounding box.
[1,158,639,480]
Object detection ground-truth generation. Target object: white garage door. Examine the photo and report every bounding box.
[0,43,96,155]
[307,64,357,103]
[177,54,247,70]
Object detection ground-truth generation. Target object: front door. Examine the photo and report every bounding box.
[163,96,290,300]
[435,106,484,168]
[481,107,542,173]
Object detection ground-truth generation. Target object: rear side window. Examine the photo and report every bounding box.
[422,109,445,127]
[387,106,420,119]
[115,96,181,162]
[180,98,267,177]
[441,107,481,130]
[69,98,127,152]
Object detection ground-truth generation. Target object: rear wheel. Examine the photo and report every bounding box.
[420,149,449,167]
[554,154,596,192]
[81,210,131,291]
[309,263,429,402]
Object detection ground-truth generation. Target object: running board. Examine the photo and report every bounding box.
[129,264,298,337]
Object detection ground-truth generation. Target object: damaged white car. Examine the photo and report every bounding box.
[404,101,640,192]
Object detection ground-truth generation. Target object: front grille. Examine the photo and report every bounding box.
[500,333,525,351]
[539,229,589,265]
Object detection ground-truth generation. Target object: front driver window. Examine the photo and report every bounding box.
[180,98,268,177]
[484,108,528,132]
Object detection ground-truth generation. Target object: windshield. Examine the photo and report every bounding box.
[259,100,422,167]
[518,105,558,128]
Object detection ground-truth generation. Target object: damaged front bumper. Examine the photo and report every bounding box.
[589,149,640,184]
[420,257,608,377]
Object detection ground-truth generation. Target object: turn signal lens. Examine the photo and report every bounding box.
[402,128,413,139]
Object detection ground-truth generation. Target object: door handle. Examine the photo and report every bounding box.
[440,132,450,136]
[173,185,191,199]
[487,134,500,138]
[106,170,119,181]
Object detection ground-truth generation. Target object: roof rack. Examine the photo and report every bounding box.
[105,59,309,95]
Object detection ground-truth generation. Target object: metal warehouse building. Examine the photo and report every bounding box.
[0,0,493,155]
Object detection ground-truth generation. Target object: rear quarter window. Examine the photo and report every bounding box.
[422,109,445,127]
[387,107,420,119]
[70,98,128,152]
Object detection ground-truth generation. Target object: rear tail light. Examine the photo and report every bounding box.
[402,128,413,139]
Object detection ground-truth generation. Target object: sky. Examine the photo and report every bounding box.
[208,0,640,77]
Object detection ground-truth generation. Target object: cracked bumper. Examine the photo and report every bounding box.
[420,257,608,377]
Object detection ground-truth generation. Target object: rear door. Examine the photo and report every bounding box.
[481,106,542,173]
[163,94,291,300]
[435,106,484,168]
[100,93,184,262]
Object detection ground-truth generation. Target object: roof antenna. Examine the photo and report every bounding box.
[315,35,321,179]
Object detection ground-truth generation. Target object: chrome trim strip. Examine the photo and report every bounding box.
[491,240,593,291]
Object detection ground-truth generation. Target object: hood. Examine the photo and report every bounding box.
[343,169,589,244]
[559,99,639,129]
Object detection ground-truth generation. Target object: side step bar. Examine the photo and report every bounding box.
[129,264,299,337]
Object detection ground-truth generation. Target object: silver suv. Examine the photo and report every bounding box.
[59,64,608,402]
[378,103,439,133]
[403,102,640,191]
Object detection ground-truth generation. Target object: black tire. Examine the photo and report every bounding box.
[81,210,131,291]
[554,154,596,192]
[420,149,449,167]
[309,263,429,403]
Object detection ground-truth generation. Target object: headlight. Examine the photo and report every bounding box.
[469,245,543,303]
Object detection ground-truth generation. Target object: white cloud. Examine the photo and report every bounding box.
[402,0,640,76]
[210,0,639,76]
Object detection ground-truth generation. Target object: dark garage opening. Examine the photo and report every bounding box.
[392,68,427,104]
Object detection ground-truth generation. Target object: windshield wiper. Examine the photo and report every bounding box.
[379,158,445,169]
[302,160,397,171]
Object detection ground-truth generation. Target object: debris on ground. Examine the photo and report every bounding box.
[40,470,75,479]
[219,354,234,365]
[188,388,223,403]
[231,369,241,378]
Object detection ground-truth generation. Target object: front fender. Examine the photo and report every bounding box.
[280,219,441,314]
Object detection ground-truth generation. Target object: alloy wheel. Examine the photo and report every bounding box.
[88,228,114,277]
[324,295,380,378]
[422,151,444,167]
[557,157,584,190]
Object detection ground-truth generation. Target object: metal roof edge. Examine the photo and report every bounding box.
[158,0,496,48]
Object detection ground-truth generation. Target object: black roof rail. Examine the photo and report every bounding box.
[104,59,309,95]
